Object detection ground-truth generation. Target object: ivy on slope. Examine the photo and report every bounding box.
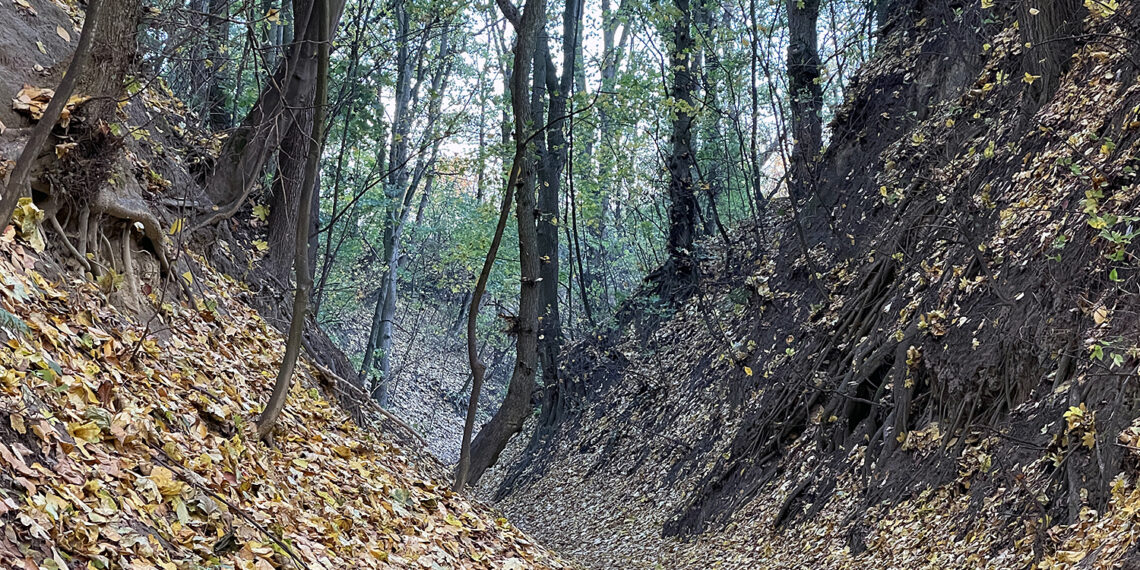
[0,228,566,569]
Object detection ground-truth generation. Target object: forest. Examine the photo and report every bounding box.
[0,0,1139,567]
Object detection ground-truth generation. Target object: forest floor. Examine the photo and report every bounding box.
[0,232,569,569]
[384,328,472,463]
[481,1,1140,568]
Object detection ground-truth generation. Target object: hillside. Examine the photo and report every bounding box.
[4,0,1140,567]
[0,231,567,568]
[481,0,1140,567]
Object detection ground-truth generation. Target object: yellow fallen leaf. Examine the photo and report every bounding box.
[148,465,184,498]
[1093,306,1108,325]
[56,26,71,43]
[68,420,102,443]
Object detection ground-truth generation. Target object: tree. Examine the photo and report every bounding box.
[203,0,347,213]
[455,0,547,490]
[661,0,701,288]
[359,12,457,407]
[535,0,583,431]
[786,0,823,202]
[256,0,331,441]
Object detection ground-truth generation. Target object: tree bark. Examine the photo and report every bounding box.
[256,0,331,442]
[81,0,143,121]
[204,0,347,209]
[787,0,823,203]
[536,0,583,430]
[205,0,231,130]
[265,106,314,285]
[456,0,546,490]
[663,0,700,286]
[1017,0,1084,113]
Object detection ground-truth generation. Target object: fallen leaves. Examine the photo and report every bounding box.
[0,236,567,569]
[11,197,45,252]
[11,85,89,126]
[14,0,36,15]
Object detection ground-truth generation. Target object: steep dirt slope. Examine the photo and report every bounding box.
[0,232,568,568]
[485,0,1140,568]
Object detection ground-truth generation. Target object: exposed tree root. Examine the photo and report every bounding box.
[47,212,91,273]
[120,225,142,314]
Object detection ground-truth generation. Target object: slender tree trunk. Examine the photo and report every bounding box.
[205,0,231,129]
[373,23,452,407]
[748,0,767,220]
[361,0,416,393]
[361,18,453,405]
[256,0,330,442]
[536,0,583,430]
[694,0,722,237]
[456,0,546,490]
[581,0,630,314]
[0,0,105,226]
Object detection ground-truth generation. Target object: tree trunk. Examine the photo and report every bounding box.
[81,0,143,121]
[457,0,547,490]
[360,10,454,405]
[1017,0,1084,113]
[787,0,823,203]
[205,0,231,129]
[266,105,314,285]
[0,0,105,225]
[662,0,700,287]
[536,0,583,431]
[204,0,347,209]
[579,0,629,316]
[256,0,331,442]
[369,0,418,404]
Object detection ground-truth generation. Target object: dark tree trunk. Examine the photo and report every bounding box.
[787,0,823,203]
[536,0,583,431]
[662,0,700,287]
[204,0,316,208]
[205,0,231,130]
[1017,0,1084,114]
[265,105,314,285]
[462,0,547,488]
[204,0,347,209]
[256,0,331,441]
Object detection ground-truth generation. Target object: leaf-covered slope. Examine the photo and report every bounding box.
[0,232,567,569]
[484,0,1140,568]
